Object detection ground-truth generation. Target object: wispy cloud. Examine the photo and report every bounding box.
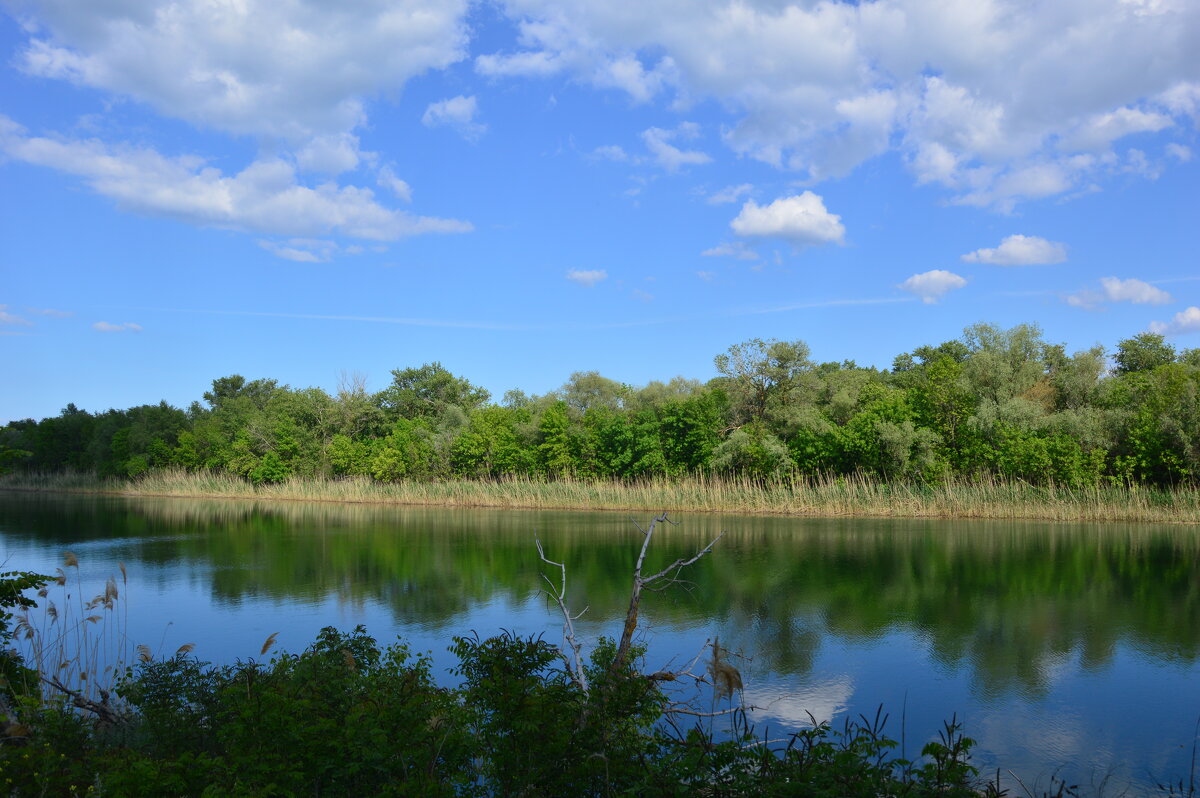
[422,95,486,141]
[642,122,711,171]
[707,183,753,205]
[25,307,73,318]
[701,241,759,260]
[0,305,33,326]
[566,268,608,287]
[93,321,142,333]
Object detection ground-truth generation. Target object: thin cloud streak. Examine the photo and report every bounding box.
[142,298,914,332]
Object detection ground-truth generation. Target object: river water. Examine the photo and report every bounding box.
[2,491,1198,792]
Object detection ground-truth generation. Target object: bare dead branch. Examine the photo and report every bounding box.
[535,535,589,694]
[42,675,120,727]
[611,514,724,676]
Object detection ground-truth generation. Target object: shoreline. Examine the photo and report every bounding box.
[3,470,1198,524]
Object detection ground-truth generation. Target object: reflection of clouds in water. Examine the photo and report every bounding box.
[1039,650,1076,688]
[971,704,1137,794]
[744,675,854,729]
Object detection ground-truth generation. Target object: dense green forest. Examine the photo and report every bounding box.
[3,323,1199,488]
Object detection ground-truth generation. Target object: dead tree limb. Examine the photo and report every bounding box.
[535,536,590,695]
[41,675,120,727]
[610,513,724,677]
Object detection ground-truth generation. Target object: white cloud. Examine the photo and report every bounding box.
[566,268,607,286]
[14,0,469,143]
[1150,306,1200,335]
[592,144,629,162]
[1066,277,1172,308]
[631,288,654,302]
[0,117,472,241]
[1065,290,1105,310]
[293,134,363,175]
[476,49,560,78]
[701,241,759,261]
[730,192,845,246]
[376,166,412,203]
[962,234,1067,266]
[422,95,486,141]
[1166,142,1192,162]
[0,305,34,326]
[1099,276,1173,304]
[476,0,1199,205]
[258,238,338,263]
[93,321,142,333]
[707,183,753,204]
[1059,106,1173,152]
[696,270,716,281]
[899,270,967,304]
[641,123,711,171]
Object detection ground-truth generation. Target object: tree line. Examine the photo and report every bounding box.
[3,323,1198,488]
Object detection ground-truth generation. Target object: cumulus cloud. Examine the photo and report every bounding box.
[566,268,607,286]
[293,134,363,175]
[474,0,1199,205]
[1099,277,1172,304]
[1067,277,1172,309]
[1150,306,1200,336]
[899,270,967,304]
[422,95,486,140]
[93,321,142,333]
[707,183,753,204]
[0,117,472,241]
[641,123,711,171]
[701,241,759,260]
[14,0,469,143]
[730,192,845,246]
[0,305,34,326]
[962,234,1067,266]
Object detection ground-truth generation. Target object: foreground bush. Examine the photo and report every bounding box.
[0,625,989,797]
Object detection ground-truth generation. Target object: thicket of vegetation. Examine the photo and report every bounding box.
[0,524,992,796]
[3,323,1198,489]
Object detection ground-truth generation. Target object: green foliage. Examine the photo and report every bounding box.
[712,423,794,480]
[376,362,490,421]
[1115,332,1176,374]
[1,570,50,713]
[2,622,989,797]
[5,320,1199,491]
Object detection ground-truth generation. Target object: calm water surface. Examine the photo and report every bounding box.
[2,492,1198,792]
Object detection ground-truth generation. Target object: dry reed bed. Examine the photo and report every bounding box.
[3,469,1198,523]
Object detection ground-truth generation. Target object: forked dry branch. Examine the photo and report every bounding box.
[535,512,741,722]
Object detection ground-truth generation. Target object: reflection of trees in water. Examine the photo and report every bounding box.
[3,493,1199,696]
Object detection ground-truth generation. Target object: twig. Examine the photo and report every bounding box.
[534,536,589,694]
[41,675,120,727]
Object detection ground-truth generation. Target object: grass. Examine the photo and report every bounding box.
[2,468,1199,523]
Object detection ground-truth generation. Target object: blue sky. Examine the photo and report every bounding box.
[2,0,1197,422]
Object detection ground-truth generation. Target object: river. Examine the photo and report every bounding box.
[2,491,1198,792]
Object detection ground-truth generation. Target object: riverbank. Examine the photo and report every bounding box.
[3,468,1198,523]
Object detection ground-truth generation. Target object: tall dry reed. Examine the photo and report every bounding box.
[3,468,1198,523]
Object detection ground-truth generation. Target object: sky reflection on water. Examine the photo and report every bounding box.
[2,492,1199,793]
